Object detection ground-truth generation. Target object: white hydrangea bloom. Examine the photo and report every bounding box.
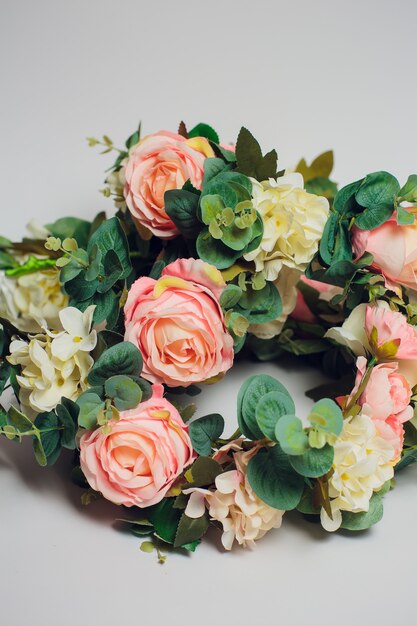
[0,265,68,332]
[320,411,396,532]
[244,173,329,281]
[7,306,96,418]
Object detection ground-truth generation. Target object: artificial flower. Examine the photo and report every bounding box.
[352,210,417,293]
[7,306,96,417]
[123,130,214,239]
[365,302,417,360]
[291,275,342,324]
[320,410,396,532]
[243,173,329,281]
[79,384,195,507]
[185,447,284,549]
[124,258,234,387]
[0,265,68,332]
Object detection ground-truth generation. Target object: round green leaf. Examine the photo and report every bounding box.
[221,222,253,251]
[255,391,295,440]
[340,493,383,531]
[308,398,343,436]
[88,342,143,386]
[275,414,308,456]
[189,413,225,456]
[77,392,104,429]
[200,194,225,224]
[105,375,143,411]
[237,374,293,440]
[289,444,334,478]
[196,229,240,269]
[247,445,304,510]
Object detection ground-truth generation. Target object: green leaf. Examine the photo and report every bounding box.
[34,411,62,465]
[0,361,10,395]
[87,217,131,280]
[33,437,47,467]
[164,189,201,238]
[188,123,219,144]
[8,405,33,432]
[398,174,417,203]
[236,281,282,324]
[235,127,277,180]
[65,273,99,301]
[202,159,230,193]
[247,445,304,510]
[395,447,417,472]
[200,193,225,224]
[305,177,338,201]
[85,244,102,282]
[5,256,57,278]
[77,393,104,429]
[289,444,334,478]
[219,284,242,310]
[196,230,241,269]
[354,171,400,230]
[396,206,415,225]
[185,456,222,487]
[125,124,141,149]
[275,415,308,456]
[147,499,181,544]
[237,374,293,440]
[96,249,123,293]
[308,398,343,436]
[340,493,383,531]
[46,217,91,247]
[255,391,295,440]
[221,222,254,252]
[174,512,209,548]
[104,375,142,410]
[56,398,79,450]
[189,413,224,455]
[88,342,143,386]
[202,170,252,209]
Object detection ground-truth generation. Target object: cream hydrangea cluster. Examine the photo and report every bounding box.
[186,446,284,549]
[0,265,68,332]
[7,306,97,418]
[321,411,396,532]
[244,173,329,281]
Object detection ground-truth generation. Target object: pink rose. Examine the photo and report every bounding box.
[124,258,234,387]
[351,356,412,459]
[124,131,214,239]
[79,384,195,507]
[365,303,417,360]
[352,212,417,293]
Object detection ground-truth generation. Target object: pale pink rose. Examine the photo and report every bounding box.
[124,131,214,239]
[124,258,234,387]
[79,384,195,507]
[291,276,337,323]
[365,303,417,360]
[185,447,284,550]
[352,212,417,293]
[350,356,412,459]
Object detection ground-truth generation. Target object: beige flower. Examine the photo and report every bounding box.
[321,410,396,532]
[0,265,68,332]
[244,173,329,281]
[7,306,96,418]
[186,447,284,549]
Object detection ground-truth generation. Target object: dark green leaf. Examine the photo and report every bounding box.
[247,445,304,510]
[104,375,142,410]
[174,512,209,548]
[88,342,143,385]
[355,172,400,230]
[164,189,201,238]
[147,499,181,544]
[188,123,219,144]
[185,456,222,487]
[341,493,383,531]
[189,413,224,455]
[289,444,334,478]
[46,217,91,247]
[255,391,295,440]
[56,398,79,450]
[76,392,104,429]
[34,411,62,465]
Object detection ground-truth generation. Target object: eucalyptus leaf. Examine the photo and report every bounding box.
[88,342,143,385]
[189,413,224,455]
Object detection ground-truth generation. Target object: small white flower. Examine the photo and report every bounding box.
[51,306,97,361]
[7,306,97,418]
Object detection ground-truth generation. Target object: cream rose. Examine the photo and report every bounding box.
[244,173,329,281]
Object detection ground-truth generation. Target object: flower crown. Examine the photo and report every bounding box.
[1,121,417,560]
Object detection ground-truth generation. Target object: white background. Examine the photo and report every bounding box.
[1,1,417,625]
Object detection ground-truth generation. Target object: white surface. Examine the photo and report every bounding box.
[1,1,417,625]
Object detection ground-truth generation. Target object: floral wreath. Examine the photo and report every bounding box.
[1,121,417,561]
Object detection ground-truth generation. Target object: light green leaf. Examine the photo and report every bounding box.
[77,392,104,429]
[275,415,308,456]
[255,391,295,441]
[308,398,343,436]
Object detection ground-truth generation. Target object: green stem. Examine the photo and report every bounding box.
[344,356,377,417]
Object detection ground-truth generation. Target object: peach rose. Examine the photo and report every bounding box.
[79,384,195,507]
[365,303,417,360]
[124,258,234,387]
[123,131,214,239]
[352,212,417,293]
[350,356,412,459]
